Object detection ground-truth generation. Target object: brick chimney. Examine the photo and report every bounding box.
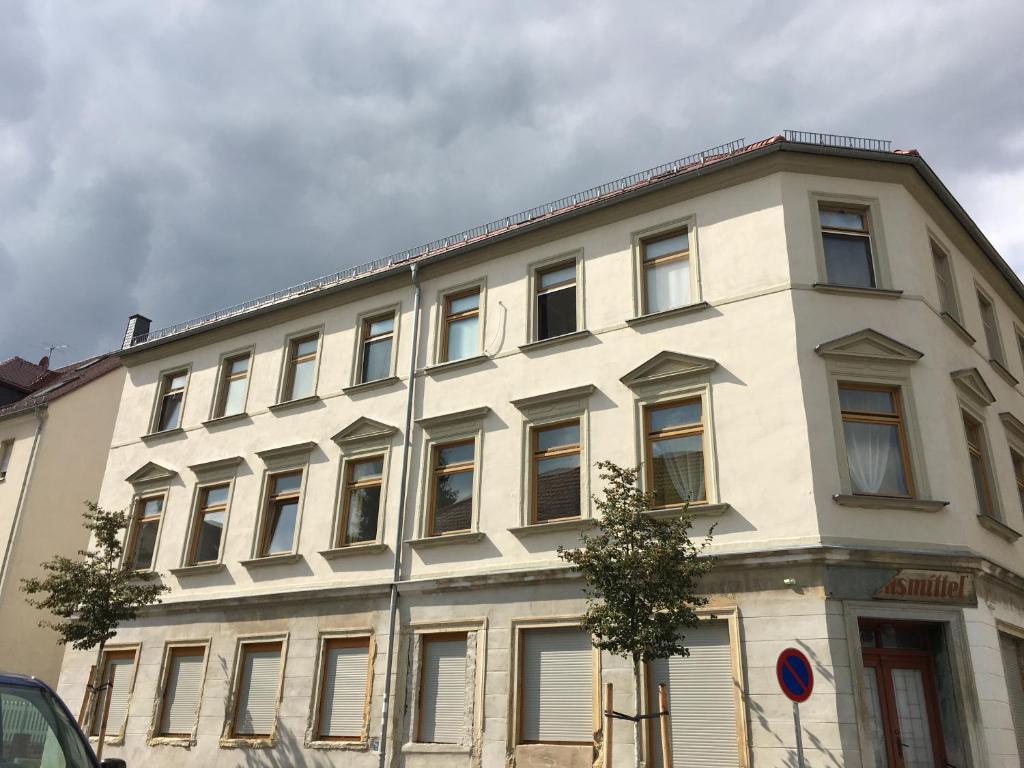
[37,355,49,369]
[122,314,152,349]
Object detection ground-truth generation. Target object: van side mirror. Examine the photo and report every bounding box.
[100,760,127,768]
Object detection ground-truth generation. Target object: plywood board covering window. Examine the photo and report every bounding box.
[282,334,319,401]
[258,471,302,556]
[644,399,706,507]
[359,314,395,383]
[316,638,371,741]
[89,650,136,737]
[339,456,383,546]
[532,421,581,523]
[963,410,996,518]
[158,646,206,737]
[839,384,913,497]
[416,633,468,744]
[215,352,251,418]
[642,229,690,314]
[535,261,577,341]
[127,495,163,571]
[519,626,592,744]
[819,205,875,288]
[155,370,188,431]
[429,440,475,536]
[187,484,229,565]
[232,642,282,738]
[442,289,480,362]
[978,291,1005,363]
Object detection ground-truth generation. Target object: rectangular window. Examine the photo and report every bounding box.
[519,626,592,744]
[442,289,480,362]
[155,370,188,432]
[157,646,206,737]
[214,352,251,418]
[339,457,383,546]
[931,242,959,320]
[282,333,319,401]
[127,495,163,571]
[0,440,12,481]
[532,421,581,523]
[999,631,1024,764]
[963,411,995,517]
[232,642,282,738]
[535,261,577,340]
[186,485,229,565]
[819,205,875,288]
[1018,332,1024,378]
[429,441,475,536]
[89,650,136,737]
[644,399,706,507]
[359,314,395,383]
[642,229,690,314]
[978,291,1005,363]
[839,384,913,497]
[1013,451,1024,515]
[316,638,370,741]
[258,471,302,556]
[417,633,468,744]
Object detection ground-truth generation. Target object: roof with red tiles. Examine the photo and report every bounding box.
[0,357,58,392]
[0,353,122,421]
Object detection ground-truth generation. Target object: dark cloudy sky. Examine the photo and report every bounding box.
[2,1,1023,363]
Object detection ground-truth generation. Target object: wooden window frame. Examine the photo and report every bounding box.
[0,439,12,481]
[963,410,996,517]
[931,240,961,321]
[428,439,476,537]
[213,351,252,419]
[643,398,707,508]
[530,419,582,524]
[337,455,384,547]
[818,203,876,287]
[257,470,303,557]
[185,483,230,566]
[314,636,372,742]
[154,644,208,739]
[441,288,481,363]
[515,625,594,746]
[1011,449,1024,517]
[839,383,915,498]
[154,368,189,432]
[125,494,164,572]
[533,259,578,341]
[977,289,1005,363]
[281,332,320,402]
[228,640,284,739]
[415,631,469,744]
[89,648,138,738]
[640,228,690,314]
[358,312,396,384]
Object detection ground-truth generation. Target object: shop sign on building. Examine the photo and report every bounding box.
[874,569,975,605]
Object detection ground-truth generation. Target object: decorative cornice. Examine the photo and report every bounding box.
[331,417,399,447]
[511,384,596,413]
[815,328,923,364]
[188,456,245,476]
[620,351,717,389]
[1000,412,1024,443]
[255,441,318,463]
[125,461,178,486]
[416,406,491,432]
[951,368,996,407]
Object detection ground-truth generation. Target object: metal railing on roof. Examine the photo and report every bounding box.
[134,137,747,345]
[783,130,892,153]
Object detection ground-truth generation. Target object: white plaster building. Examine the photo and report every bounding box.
[56,132,1024,768]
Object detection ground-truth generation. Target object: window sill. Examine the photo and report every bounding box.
[831,494,948,512]
[812,283,903,299]
[201,412,251,429]
[626,301,711,327]
[990,358,1019,387]
[407,531,486,549]
[508,518,596,537]
[518,329,592,353]
[220,737,275,749]
[268,395,321,413]
[648,502,730,519]
[342,375,401,395]
[402,742,472,755]
[141,427,185,444]
[305,739,370,751]
[977,513,1022,542]
[319,542,388,559]
[147,736,195,748]
[239,553,304,568]
[169,562,226,576]
[89,735,125,747]
[423,354,490,376]
[941,312,976,345]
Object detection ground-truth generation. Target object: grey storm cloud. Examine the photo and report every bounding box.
[1,0,1023,361]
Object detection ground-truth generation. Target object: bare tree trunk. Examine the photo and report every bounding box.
[633,655,642,768]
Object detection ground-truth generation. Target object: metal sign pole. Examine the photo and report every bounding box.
[793,700,805,768]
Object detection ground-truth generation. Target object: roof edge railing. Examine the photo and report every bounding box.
[783,130,892,153]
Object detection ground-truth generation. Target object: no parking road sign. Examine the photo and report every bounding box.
[777,648,813,767]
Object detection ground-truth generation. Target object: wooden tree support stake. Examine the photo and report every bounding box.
[604,682,613,768]
[658,683,673,768]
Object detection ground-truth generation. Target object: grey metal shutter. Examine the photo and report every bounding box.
[521,627,592,743]
[649,621,738,768]
[234,647,281,736]
[159,650,205,735]
[318,644,369,738]
[104,657,134,737]
[418,636,468,743]
[999,632,1024,764]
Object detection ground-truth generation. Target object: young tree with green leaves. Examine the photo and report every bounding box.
[558,461,714,768]
[21,502,168,758]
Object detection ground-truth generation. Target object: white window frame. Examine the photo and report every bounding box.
[148,640,211,746]
[221,634,288,746]
[526,249,585,344]
[809,192,892,291]
[631,215,701,318]
[305,630,375,749]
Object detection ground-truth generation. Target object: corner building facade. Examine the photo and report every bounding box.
[57,134,1024,767]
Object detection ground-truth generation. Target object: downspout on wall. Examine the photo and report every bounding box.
[377,263,421,768]
[0,408,46,598]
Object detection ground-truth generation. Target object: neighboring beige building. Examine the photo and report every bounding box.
[0,352,124,684]
[56,132,1024,768]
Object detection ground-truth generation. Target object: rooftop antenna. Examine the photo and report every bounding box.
[40,343,69,365]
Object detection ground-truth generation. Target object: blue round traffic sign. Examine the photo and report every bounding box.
[776,648,813,703]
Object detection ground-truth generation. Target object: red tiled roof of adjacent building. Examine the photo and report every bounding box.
[0,353,122,420]
[0,357,58,392]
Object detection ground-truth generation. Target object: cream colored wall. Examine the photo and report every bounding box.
[0,366,125,683]
[0,411,42,575]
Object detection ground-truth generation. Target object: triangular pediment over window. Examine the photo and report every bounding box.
[332,417,399,446]
[951,368,996,407]
[815,329,923,364]
[125,461,177,486]
[620,351,717,389]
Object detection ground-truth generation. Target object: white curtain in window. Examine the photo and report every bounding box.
[646,259,689,314]
[662,443,705,502]
[844,422,891,494]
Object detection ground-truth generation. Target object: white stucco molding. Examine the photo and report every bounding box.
[331,417,399,448]
[255,441,318,465]
[188,455,245,478]
[815,328,923,365]
[619,351,718,391]
[125,461,178,487]
[416,406,491,433]
[951,368,996,408]
[510,384,596,415]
